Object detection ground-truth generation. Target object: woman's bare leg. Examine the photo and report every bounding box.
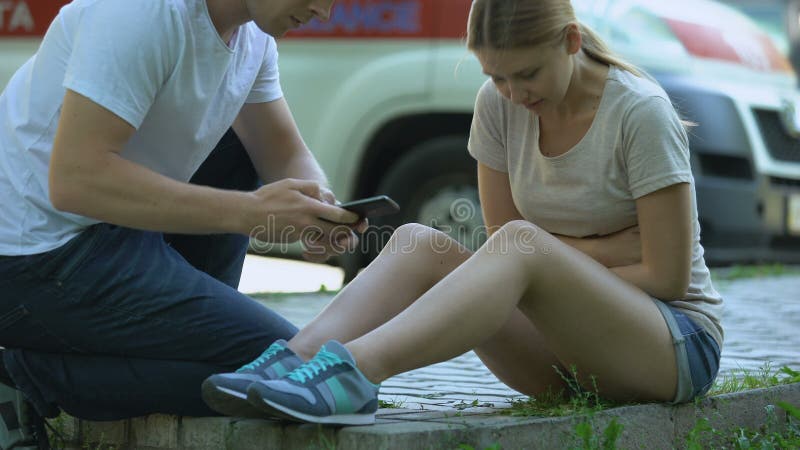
[473,309,569,396]
[290,223,571,397]
[347,220,678,402]
[287,223,471,359]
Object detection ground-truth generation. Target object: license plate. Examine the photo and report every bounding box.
[790,194,800,235]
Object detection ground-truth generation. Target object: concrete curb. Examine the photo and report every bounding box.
[52,383,800,449]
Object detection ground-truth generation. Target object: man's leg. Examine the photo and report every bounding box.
[1,223,297,421]
[164,129,259,288]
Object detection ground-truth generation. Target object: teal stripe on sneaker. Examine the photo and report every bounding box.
[272,362,288,378]
[325,376,353,413]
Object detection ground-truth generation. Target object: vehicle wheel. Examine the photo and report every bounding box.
[341,136,485,282]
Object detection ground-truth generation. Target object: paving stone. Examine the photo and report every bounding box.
[80,419,129,447]
[281,422,339,450]
[179,417,230,449]
[337,420,471,450]
[378,408,498,422]
[130,415,179,449]
[598,404,674,449]
[226,419,284,449]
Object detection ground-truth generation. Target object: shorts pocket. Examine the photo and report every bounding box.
[686,330,721,398]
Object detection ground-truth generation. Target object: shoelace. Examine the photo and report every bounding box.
[237,344,284,373]
[287,350,341,384]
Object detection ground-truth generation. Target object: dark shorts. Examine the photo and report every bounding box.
[653,300,721,403]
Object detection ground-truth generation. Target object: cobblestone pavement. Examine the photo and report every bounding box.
[254,275,800,412]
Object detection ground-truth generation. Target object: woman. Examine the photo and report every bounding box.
[203,0,723,426]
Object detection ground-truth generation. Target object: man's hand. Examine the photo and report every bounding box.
[299,187,369,263]
[247,179,358,245]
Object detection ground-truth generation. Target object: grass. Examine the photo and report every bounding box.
[378,397,407,409]
[502,366,626,419]
[685,402,800,449]
[708,364,800,396]
[501,364,800,418]
[711,263,800,281]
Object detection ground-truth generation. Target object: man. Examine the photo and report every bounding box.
[0,0,359,445]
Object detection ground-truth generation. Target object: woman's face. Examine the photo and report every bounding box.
[475,29,580,115]
[245,0,335,37]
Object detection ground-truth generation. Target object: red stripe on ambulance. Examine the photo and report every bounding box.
[665,19,792,73]
[0,0,66,37]
[5,0,474,40]
[286,0,471,39]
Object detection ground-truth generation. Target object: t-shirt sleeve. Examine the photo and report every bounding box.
[63,0,181,129]
[623,96,693,199]
[468,80,508,173]
[245,35,283,104]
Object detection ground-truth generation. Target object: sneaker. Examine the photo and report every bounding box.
[246,340,380,426]
[0,382,49,450]
[202,339,303,418]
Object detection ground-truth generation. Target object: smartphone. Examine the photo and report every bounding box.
[339,195,400,218]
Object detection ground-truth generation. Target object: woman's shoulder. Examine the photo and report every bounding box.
[604,67,680,122]
[607,67,671,106]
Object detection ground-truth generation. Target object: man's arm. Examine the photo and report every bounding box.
[232,98,366,260]
[49,90,355,238]
[233,99,328,189]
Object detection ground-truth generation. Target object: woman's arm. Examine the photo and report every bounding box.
[610,183,693,300]
[477,162,525,234]
[479,162,641,267]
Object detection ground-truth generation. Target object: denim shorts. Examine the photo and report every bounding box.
[653,300,721,403]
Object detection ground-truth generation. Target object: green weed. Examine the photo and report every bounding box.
[685,402,800,449]
[711,264,800,281]
[709,364,800,396]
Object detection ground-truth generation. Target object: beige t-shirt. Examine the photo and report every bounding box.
[468,66,724,348]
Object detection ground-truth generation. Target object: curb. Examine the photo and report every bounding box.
[53,383,800,449]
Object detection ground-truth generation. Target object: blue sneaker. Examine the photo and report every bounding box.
[201,339,303,418]
[246,340,380,425]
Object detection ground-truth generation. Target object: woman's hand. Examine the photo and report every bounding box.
[598,225,641,268]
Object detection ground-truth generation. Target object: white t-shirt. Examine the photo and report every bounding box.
[0,0,283,255]
[468,66,724,348]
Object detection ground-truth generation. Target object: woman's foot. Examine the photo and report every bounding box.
[201,339,303,418]
[246,340,380,425]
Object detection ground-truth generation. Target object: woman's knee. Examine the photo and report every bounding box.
[485,221,548,258]
[383,223,471,275]
[385,223,461,254]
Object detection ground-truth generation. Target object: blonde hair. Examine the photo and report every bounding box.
[467,0,641,76]
[467,0,699,128]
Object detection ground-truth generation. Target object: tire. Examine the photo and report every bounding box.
[341,136,485,281]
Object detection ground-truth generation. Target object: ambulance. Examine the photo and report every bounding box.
[2,0,800,280]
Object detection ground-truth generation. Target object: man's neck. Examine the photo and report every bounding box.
[206,0,250,43]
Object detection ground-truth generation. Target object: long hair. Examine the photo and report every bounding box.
[467,0,641,76]
[467,0,698,127]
